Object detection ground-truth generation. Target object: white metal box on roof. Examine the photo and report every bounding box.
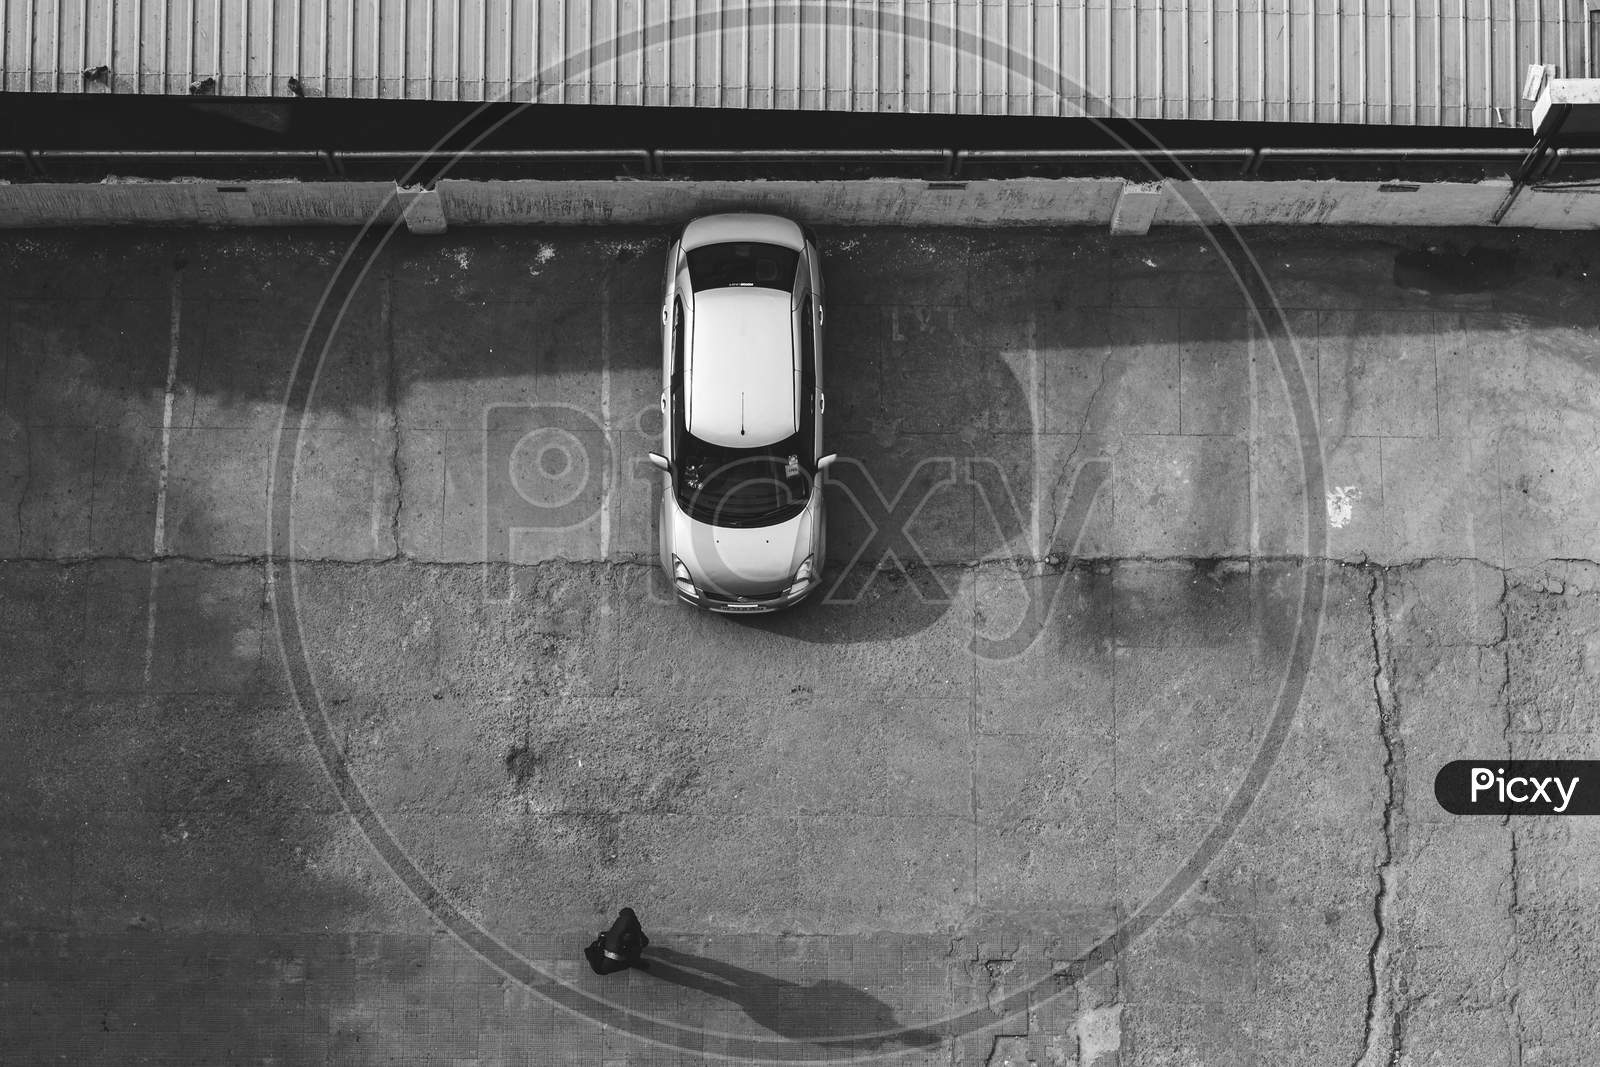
[3,0,1598,127]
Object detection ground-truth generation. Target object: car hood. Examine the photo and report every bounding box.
[666,495,818,596]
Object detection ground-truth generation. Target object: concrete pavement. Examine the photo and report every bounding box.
[2,224,1599,1064]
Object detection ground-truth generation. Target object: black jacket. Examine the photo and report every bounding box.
[585,908,649,974]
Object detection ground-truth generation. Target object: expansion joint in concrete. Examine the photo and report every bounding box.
[383,277,403,559]
[14,424,29,551]
[7,553,1600,599]
[1356,569,1404,1067]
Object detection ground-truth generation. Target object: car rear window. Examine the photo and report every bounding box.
[686,242,800,292]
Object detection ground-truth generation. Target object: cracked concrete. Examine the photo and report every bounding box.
[1498,565,1526,1063]
[2,225,1599,1064]
[1357,571,1405,1067]
[383,275,404,561]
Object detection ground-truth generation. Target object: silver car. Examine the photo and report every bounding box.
[648,214,835,613]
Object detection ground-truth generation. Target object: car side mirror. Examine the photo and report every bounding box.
[648,452,671,472]
[817,454,838,471]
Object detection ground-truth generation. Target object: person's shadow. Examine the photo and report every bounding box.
[643,945,944,1052]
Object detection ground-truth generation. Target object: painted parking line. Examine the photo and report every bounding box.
[143,267,184,686]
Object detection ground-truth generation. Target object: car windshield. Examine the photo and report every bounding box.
[675,433,811,528]
[686,242,800,292]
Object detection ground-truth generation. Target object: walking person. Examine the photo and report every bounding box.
[585,907,650,974]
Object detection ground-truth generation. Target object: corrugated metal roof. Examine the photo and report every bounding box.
[3,1,1596,127]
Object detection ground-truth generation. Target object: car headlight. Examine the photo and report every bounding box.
[672,556,695,590]
[786,556,816,597]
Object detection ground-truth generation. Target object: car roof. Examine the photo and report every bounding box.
[687,288,797,449]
